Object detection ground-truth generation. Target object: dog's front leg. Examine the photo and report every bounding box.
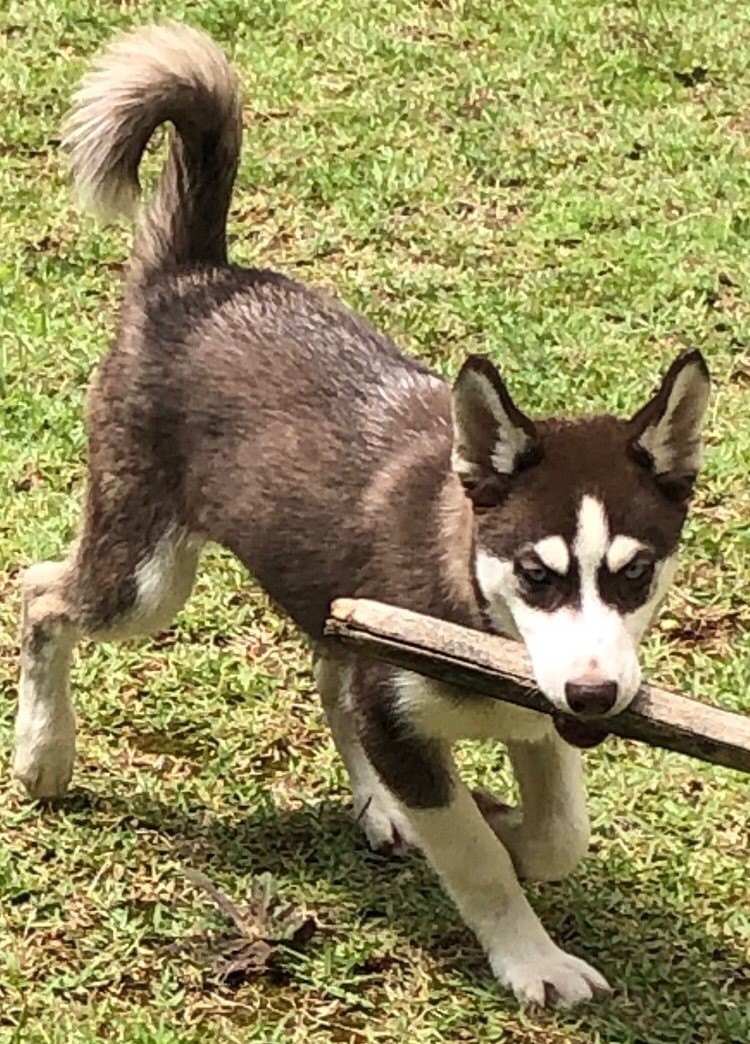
[358,675,610,1008]
[476,730,591,882]
[406,779,610,1008]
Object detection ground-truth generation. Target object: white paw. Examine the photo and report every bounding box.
[13,720,75,801]
[492,944,611,1008]
[355,791,418,857]
[473,788,589,882]
[23,560,67,593]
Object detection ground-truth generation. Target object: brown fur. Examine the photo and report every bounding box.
[23,22,709,767]
[15,25,712,1009]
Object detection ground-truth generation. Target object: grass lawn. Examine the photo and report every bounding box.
[1,0,748,1040]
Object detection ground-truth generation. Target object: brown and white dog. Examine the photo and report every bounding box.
[14,25,711,1008]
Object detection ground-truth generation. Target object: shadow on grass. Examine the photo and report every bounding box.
[62,785,748,1043]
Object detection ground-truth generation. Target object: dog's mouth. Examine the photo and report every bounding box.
[553,712,610,749]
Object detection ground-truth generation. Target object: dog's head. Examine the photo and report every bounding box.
[451,350,710,727]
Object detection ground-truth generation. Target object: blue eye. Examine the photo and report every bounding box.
[623,559,651,581]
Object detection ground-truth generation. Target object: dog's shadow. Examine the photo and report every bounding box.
[68,786,748,1040]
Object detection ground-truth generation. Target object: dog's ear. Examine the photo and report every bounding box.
[628,349,710,502]
[451,356,539,506]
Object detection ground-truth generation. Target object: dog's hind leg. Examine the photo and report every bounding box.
[15,509,201,801]
[14,560,80,800]
[313,650,416,856]
[477,731,591,882]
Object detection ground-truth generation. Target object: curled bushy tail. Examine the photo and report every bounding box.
[62,23,242,274]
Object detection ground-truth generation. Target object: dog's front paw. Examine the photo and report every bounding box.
[13,720,75,801]
[355,792,418,858]
[492,944,611,1009]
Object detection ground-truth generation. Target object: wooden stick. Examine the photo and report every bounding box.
[324,598,750,775]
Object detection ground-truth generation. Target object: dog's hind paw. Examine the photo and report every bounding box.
[472,787,522,831]
[355,792,418,858]
[13,732,75,801]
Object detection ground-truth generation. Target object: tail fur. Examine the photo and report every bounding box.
[62,23,242,274]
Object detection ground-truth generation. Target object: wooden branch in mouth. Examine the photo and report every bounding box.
[324,598,750,775]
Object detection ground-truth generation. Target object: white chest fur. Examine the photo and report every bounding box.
[394,669,553,745]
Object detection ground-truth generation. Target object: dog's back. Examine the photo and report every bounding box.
[64,24,463,637]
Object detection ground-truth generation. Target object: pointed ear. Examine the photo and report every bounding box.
[628,350,710,502]
[451,355,540,506]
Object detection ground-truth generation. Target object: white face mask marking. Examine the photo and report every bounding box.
[533,535,569,575]
[475,496,677,715]
[606,535,647,573]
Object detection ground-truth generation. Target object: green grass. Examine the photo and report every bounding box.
[1,0,749,1040]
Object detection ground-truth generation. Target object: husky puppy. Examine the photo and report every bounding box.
[14,25,710,1008]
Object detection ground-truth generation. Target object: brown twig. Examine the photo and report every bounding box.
[324,598,750,775]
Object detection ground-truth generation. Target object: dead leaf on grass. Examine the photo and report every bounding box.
[182,868,318,986]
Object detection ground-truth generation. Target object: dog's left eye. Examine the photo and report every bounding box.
[622,559,652,581]
[519,560,550,585]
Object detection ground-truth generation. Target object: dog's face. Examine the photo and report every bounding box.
[451,351,710,724]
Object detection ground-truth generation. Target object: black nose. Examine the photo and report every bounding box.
[564,681,618,717]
